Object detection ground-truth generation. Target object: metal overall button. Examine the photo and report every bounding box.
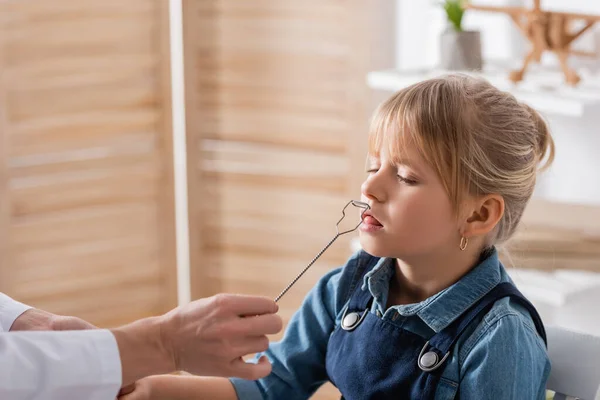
[418,341,451,372]
[419,351,438,369]
[341,307,369,331]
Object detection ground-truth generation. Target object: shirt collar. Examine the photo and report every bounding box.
[362,248,502,333]
[361,257,395,308]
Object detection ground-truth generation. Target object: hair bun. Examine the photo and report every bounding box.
[521,103,555,171]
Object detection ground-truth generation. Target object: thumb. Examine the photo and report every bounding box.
[118,383,136,396]
[51,316,97,331]
[231,356,272,381]
[117,390,140,400]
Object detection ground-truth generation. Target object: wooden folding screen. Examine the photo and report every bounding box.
[0,0,177,328]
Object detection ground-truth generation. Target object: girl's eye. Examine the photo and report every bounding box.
[398,175,417,185]
[366,168,379,174]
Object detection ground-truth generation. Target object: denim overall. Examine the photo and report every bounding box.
[325,255,547,400]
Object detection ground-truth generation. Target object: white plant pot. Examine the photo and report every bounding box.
[439,29,483,71]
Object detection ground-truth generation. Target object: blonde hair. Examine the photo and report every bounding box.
[369,74,554,244]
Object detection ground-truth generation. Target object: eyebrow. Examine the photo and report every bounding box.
[366,155,419,170]
[394,157,417,166]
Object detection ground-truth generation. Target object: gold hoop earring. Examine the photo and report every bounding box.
[459,236,468,251]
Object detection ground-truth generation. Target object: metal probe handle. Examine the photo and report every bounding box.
[274,200,370,303]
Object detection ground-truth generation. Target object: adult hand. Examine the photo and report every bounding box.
[50,315,97,330]
[113,293,282,387]
[10,308,95,331]
[116,377,153,400]
[161,293,282,380]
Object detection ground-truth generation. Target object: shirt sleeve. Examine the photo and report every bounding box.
[230,267,346,400]
[0,329,122,400]
[0,292,32,332]
[458,313,551,400]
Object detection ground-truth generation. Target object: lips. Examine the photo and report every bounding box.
[362,212,382,226]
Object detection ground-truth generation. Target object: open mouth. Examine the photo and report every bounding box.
[363,215,382,226]
[362,212,383,227]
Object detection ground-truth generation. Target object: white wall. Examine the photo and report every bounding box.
[535,113,600,207]
[395,0,525,70]
[392,0,600,207]
[542,0,600,14]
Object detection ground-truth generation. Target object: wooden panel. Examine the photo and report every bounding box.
[0,0,177,329]
[184,1,370,398]
[496,199,600,272]
[522,198,600,236]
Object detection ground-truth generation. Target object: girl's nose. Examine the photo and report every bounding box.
[361,172,386,203]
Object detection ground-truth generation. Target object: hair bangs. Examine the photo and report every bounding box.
[367,89,430,166]
[367,82,466,213]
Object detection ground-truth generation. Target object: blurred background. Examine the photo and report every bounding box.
[0,1,599,398]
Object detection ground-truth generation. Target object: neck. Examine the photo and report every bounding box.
[389,247,482,306]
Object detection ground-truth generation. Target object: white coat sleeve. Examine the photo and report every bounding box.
[0,292,32,332]
[0,330,122,400]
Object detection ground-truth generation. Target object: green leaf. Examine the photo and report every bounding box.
[442,0,464,31]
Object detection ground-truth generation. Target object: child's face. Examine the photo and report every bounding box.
[359,140,459,259]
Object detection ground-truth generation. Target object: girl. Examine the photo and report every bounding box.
[122,74,554,399]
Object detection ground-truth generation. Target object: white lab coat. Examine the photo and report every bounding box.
[0,292,122,399]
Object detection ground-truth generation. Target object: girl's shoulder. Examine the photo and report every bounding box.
[457,294,549,366]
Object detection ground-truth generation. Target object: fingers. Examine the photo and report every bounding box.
[51,316,97,331]
[118,383,136,396]
[117,392,133,400]
[118,393,138,400]
[117,382,144,400]
[218,294,279,316]
[232,335,270,356]
[233,313,283,337]
[230,356,272,380]
[9,309,55,331]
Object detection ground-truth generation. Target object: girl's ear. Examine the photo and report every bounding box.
[461,194,504,238]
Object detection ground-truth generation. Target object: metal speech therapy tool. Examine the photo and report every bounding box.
[274,200,370,303]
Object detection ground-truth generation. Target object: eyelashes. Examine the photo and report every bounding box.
[365,168,418,185]
[397,175,417,185]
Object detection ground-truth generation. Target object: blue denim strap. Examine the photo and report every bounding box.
[429,282,548,355]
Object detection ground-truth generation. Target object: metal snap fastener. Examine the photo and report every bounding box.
[418,341,450,372]
[342,312,360,329]
[341,307,369,331]
[420,351,439,369]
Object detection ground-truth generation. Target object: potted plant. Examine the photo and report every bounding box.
[439,0,483,71]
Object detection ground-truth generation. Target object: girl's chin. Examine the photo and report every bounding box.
[357,236,393,258]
